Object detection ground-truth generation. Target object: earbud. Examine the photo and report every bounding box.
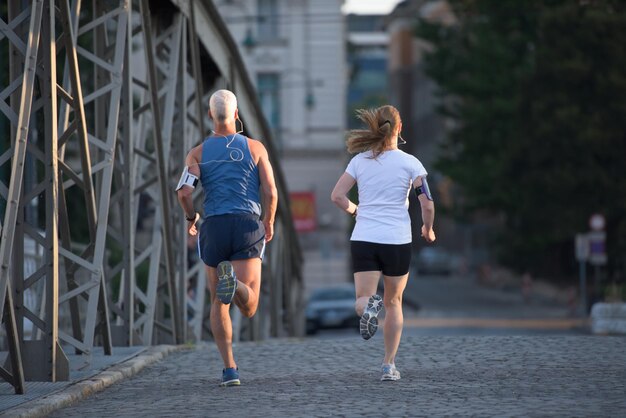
[236,117,244,134]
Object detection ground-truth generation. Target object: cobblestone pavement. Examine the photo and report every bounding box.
[45,335,625,417]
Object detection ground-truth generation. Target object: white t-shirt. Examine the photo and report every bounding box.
[345,149,427,245]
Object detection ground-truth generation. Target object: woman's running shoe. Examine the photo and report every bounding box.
[360,294,383,340]
[381,364,401,381]
[216,261,237,304]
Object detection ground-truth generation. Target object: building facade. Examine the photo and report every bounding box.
[346,14,389,129]
[214,0,348,251]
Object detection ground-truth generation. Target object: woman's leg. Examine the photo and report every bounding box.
[354,271,381,315]
[382,273,409,365]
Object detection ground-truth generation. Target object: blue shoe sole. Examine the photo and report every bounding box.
[216,261,237,304]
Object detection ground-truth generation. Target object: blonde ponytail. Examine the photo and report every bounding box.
[346,106,401,158]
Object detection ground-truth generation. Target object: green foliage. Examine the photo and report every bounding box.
[418,0,626,277]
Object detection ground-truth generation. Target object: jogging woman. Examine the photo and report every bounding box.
[331,105,436,381]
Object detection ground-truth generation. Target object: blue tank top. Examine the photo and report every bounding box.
[199,133,262,217]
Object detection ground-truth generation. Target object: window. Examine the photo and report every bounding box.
[257,73,281,147]
[257,0,279,41]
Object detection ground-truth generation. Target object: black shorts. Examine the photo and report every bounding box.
[198,214,266,268]
[351,241,412,276]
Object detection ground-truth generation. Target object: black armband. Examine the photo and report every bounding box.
[415,176,433,201]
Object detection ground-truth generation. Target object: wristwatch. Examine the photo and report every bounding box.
[185,213,197,222]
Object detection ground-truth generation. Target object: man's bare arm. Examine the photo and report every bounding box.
[177,147,201,235]
[254,141,278,242]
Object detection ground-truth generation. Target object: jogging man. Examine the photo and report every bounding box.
[177,89,277,386]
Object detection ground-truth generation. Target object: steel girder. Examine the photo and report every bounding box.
[107,1,191,346]
[0,0,304,393]
[106,0,305,343]
[0,0,44,394]
[0,0,127,385]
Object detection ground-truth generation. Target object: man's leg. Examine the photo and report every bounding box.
[206,257,261,368]
[231,257,262,318]
[206,265,237,369]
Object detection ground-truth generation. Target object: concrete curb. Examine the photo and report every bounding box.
[4,345,184,418]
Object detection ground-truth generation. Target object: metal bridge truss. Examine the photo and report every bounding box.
[0,0,303,394]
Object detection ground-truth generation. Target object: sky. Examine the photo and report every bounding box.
[342,0,405,15]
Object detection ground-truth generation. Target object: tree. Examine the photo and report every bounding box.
[418,0,626,278]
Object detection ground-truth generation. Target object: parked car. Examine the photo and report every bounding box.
[305,284,359,335]
[415,247,453,276]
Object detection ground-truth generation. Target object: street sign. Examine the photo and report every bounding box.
[589,213,605,231]
[575,233,589,262]
[588,231,607,266]
[290,191,317,233]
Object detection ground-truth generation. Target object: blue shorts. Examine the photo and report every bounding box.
[198,213,266,268]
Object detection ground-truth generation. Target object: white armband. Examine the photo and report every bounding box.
[175,166,199,191]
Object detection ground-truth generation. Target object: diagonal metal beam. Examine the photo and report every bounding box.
[106,5,136,345]
[40,0,66,382]
[53,0,127,357]
[57,0,98,243]
[138,0,182,344]
[0,0,44,393]
[187,0,205,138]
[0,3,43,288]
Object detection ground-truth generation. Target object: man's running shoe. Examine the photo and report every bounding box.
[360,294,383,340]
[381,364,401,381]
[220,367,240,387]
[216,261,237,304]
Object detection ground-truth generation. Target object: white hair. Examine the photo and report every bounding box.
[209,89,237,122]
